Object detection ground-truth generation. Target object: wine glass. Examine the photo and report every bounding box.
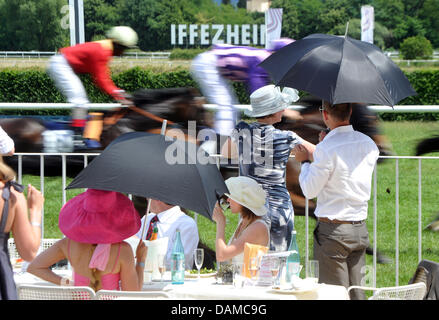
[249,256,261,281]
[219,197,229,211]
[270,257,280,285]
[157,254,166,282]
[194,248,204,280]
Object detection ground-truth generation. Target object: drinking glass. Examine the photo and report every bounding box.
[270,257,280,285]
[286,262,302,285]
[249,256,261,281]
[194,248,204,280]
[306,260,319,283]
[233,262,245,288]
[219,197,229,211]
[158,254,166,282]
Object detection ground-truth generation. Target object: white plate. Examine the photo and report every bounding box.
[269,283,319,294]
[184,272,217,278]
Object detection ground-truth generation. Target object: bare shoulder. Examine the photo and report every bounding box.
[242,220,269,239]
[119,241,135,258]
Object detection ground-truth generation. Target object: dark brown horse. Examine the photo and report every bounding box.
[1,89,392,265]
[1,87,210,176]
[1,87,220,269]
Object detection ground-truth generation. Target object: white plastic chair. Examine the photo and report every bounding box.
[8,238,61,261]
[95,290,171,300]
[347,282,427,300]
[17,284,96,300]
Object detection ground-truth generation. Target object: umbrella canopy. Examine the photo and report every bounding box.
[66,132,228,220]
[259,33,416,106]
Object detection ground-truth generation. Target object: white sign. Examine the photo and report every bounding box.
[170,24,266,46]
[265,8,283,49]
[361,5,374,44]
[69,0,85,46]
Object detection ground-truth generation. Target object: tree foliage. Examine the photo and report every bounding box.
[400,36,433,60]
[0,0,68,51]
[0,0,438,51]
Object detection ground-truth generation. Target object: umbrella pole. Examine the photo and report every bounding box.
[140,198,152,240]
[161,120,167,135]
[139,120,167,240]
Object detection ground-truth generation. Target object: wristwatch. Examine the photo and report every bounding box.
[301,160,311,164]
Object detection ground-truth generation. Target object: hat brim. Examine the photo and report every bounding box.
[225,193,267,216]
[244,102,289,118]
[59,191,141,244]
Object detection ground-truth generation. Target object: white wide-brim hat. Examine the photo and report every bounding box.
[245,85,299,118]
[225,176,267,216]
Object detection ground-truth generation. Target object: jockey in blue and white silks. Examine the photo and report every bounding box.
[191,39,294,136]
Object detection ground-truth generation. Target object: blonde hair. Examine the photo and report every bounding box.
[0,161,16,182]
[89,245,102,291]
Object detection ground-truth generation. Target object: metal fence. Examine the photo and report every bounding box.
[2,103,439,113]
[11,150,439,288]
[0,51,171,59]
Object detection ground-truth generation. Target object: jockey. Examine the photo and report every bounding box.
[47,26,138,149]
[190,38,294,138]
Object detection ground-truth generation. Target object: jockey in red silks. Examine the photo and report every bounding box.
[190,38,295,138]
[47,26,138,148]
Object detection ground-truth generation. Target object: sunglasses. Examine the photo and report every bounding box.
[319,106,325,112]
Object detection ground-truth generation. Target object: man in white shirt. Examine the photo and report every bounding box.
[293,101,379,300]
[135,199,199,271]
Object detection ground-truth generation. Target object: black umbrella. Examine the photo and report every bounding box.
[259,33,416,106]
[66,131,228,221]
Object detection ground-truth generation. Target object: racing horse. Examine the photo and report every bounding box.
[1,87,211,177]
[1,89,392,264]
[0,87,219,269]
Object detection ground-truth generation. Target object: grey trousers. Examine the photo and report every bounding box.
[313,220,369,300]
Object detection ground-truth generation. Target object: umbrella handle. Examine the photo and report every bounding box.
[160,120,167,135]
[140,198,152,240]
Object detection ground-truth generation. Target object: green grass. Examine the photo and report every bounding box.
[17,121,439,288]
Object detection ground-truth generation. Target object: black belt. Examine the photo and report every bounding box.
[318,217,364,225]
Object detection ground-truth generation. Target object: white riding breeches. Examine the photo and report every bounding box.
[191,51,238,136]
[47,54,89,108]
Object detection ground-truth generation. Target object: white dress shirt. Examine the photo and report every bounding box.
[136,206,199,270]
[299,125,379,221]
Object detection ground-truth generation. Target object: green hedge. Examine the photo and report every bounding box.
[0,67,438,120]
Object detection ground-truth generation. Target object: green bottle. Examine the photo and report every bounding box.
[286,230,300,283]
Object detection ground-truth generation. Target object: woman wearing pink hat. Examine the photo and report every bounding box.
[27,189,147,291]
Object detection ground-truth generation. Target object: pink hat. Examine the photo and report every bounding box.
[59,189,141,244]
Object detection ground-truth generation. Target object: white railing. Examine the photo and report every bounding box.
[386,50,439,58]
[12,151,438,288]
[302,155,439,288]
[0,51,171,59]
[1,103,439,113]
[14,152,99,239]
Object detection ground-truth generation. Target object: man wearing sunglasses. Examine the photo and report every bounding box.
[293,101,379,300]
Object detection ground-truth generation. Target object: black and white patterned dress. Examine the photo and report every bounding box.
[231,121,303,251]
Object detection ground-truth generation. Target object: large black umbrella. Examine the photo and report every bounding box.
[259,33,416,106]
[66,131,228,220]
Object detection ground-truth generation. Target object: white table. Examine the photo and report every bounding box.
[157,278,349,300]
[14,270,350,300]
